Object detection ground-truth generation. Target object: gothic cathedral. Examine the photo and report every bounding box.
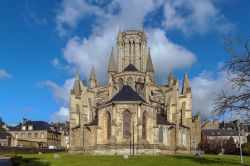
[69,30,201,155]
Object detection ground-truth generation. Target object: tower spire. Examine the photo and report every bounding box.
[146,48,154,72]
[73,68,81,97]
[108,47,116,72]
[90,67,96,81]
[90,66,97,88]
[182,72,191,94]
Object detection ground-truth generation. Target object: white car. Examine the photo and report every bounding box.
[16,144,27,148]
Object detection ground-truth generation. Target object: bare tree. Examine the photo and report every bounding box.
[214,35,250,121]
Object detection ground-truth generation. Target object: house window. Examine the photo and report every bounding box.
[123,110,131,139]
[28,133,31,139]
[34,133,38,138]
[106,112,111,140]
[15,133,18,139]
[28,125,33,130]
[22,126,26,130]
[142,112,147,139]
[41,133,44,138]
[21,133,25,138]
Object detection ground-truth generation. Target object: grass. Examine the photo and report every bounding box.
[10,153,250,166]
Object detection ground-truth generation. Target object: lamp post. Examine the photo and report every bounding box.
[238,125,243,165]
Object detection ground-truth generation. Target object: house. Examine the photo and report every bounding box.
[8,119,61,148]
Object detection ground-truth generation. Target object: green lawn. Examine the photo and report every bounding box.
[10,153,250,166]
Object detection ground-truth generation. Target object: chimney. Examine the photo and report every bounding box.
[22,118,27,125]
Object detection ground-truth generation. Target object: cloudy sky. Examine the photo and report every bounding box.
[0,0,249,124]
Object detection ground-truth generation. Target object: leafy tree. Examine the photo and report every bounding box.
[224,136,237,154]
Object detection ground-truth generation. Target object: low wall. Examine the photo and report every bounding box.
[0,146,64,154]
[69,144,194,155]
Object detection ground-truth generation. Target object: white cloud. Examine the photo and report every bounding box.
[190,70,229,119]
[51,106,69,122]
[55,0,105,36]
[59,0,201,83]
[163,0,233,36]
[0,69,12,80]
[147,28,196,78]
[40,78,74,105]
[39,78,74,122]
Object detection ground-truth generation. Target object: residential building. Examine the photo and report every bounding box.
[8,119,61,148]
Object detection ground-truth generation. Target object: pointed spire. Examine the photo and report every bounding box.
[90,67,96,80]
[73,68,81,97]
[168,70,174,87]
[168,70,174,80]
[146,48,154,72]
[108,47,116,72]
[182,72,191,94]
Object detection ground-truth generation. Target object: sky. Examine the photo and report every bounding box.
[0,0,249,125]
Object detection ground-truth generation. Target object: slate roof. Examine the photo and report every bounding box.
[123,64,139,72]
[109,85,146,103]
[157,114,175,125]
[202,129,239,136]
[9,121,60,133]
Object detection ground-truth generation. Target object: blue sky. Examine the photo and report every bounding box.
[0,0,249,125]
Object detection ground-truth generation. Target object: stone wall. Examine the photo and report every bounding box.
[0,146,64,154]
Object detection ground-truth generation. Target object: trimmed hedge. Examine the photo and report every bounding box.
[0,146,64,154]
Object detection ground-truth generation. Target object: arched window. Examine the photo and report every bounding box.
[118,78,123,91]
[127,77,133,88]
[159,126,167,144]
[136,78,143,96]
[142,112,147,139]
[129,41,131,55]
[106,112,111,140]
[123,110,131,139]
[76,104,80,114]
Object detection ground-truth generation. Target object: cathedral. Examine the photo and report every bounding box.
[69,30,201,155]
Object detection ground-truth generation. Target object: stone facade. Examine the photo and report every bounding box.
[69,30,201,155]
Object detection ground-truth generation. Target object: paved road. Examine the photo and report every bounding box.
[0,158,12,166]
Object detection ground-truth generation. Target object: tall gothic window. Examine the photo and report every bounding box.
[106,112,111,140]
[127,77,133,88]
[159,126,167,144]
[136,78,143,96]
[118,78,123,91]
[142,112,147,139]
[129,41,131,55]
[123,110,131,139]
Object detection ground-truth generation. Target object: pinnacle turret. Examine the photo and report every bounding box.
[108,47,116,72]
[90,67,96,81]
[182,72,191,94]
[73,68,81,97]
[146,48,154,72]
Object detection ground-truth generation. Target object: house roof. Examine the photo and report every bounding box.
[108,85,146,103]
[157,114,175,125]
[123,64,139,72]
[202,129,239,136]
[9,121,60,134]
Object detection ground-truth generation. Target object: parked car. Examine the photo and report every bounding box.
[48,145,59,149]
[0,142,6,146]
[16,144,27,148]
